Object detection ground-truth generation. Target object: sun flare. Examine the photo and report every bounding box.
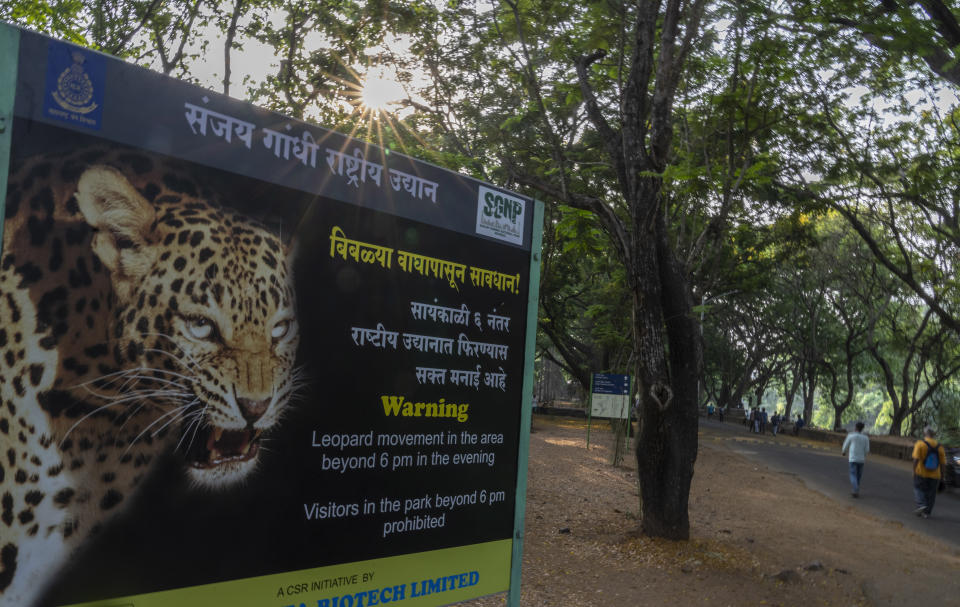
[360,73,405,113]
[334,58,429,156]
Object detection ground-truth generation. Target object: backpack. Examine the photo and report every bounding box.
[922,440,940,471]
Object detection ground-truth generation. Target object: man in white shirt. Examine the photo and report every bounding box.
[841,422,871,497]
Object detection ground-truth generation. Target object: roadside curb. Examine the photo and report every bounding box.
[702,411,916,462]
[699,421,915,462]
[706,433,833,451]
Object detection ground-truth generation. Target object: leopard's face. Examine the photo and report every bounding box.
[76,165,300,486]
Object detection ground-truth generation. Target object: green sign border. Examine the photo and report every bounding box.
[508,199,543,606]
[0,23,20,246]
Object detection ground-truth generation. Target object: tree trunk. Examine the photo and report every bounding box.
[888,408,907,437]
[801,360,817,423]
[718,382,732,409]
[530,0,708,541]
[782,368,801,420]
[754,371,771,409]
[634,188,700,540]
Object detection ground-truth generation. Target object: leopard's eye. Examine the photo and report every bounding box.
[271,319,291,340]
[186,316,216,340]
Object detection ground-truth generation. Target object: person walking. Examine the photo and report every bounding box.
[841,422,870,497]
[912,427,946,518]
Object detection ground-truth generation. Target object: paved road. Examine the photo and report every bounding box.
[699,419,960,548]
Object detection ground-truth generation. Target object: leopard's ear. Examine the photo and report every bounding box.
[75,165,158,299]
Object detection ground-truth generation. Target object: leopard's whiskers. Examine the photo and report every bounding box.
[123,405,195,456]
[180,403,209,455]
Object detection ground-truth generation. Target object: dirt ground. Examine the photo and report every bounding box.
[464,416,960,607]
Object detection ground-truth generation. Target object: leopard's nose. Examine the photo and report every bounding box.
[237,398,270,423]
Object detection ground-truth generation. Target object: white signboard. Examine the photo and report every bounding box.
[590,374,631,419]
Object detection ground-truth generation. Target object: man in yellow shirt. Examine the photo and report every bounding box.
[912,427,947,518]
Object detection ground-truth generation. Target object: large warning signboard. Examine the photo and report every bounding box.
[0,24,541,607]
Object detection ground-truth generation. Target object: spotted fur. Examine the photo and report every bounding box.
[0,148,300,605]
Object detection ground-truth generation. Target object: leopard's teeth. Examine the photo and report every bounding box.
[213,427,224,442]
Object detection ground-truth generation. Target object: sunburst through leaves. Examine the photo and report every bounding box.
[335,61,427,157]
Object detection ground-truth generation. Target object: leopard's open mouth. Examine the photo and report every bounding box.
[186,426,263,469]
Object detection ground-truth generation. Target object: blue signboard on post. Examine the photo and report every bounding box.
[590,373,631,419]
[592,373,630,396]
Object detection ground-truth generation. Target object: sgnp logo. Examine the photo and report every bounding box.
[476,185,525,245]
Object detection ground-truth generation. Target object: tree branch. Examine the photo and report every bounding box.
[508,169,630,264]
[223,0,245,96]
[575,50,627,187]
[109,0,164,56]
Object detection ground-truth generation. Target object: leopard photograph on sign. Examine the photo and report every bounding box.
[1,133,303,606]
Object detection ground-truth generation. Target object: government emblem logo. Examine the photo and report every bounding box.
[43,40,106,130]
[52,52,98,114]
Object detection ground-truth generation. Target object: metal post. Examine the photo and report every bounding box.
[506,199,544,607]
[586,373,595,449]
